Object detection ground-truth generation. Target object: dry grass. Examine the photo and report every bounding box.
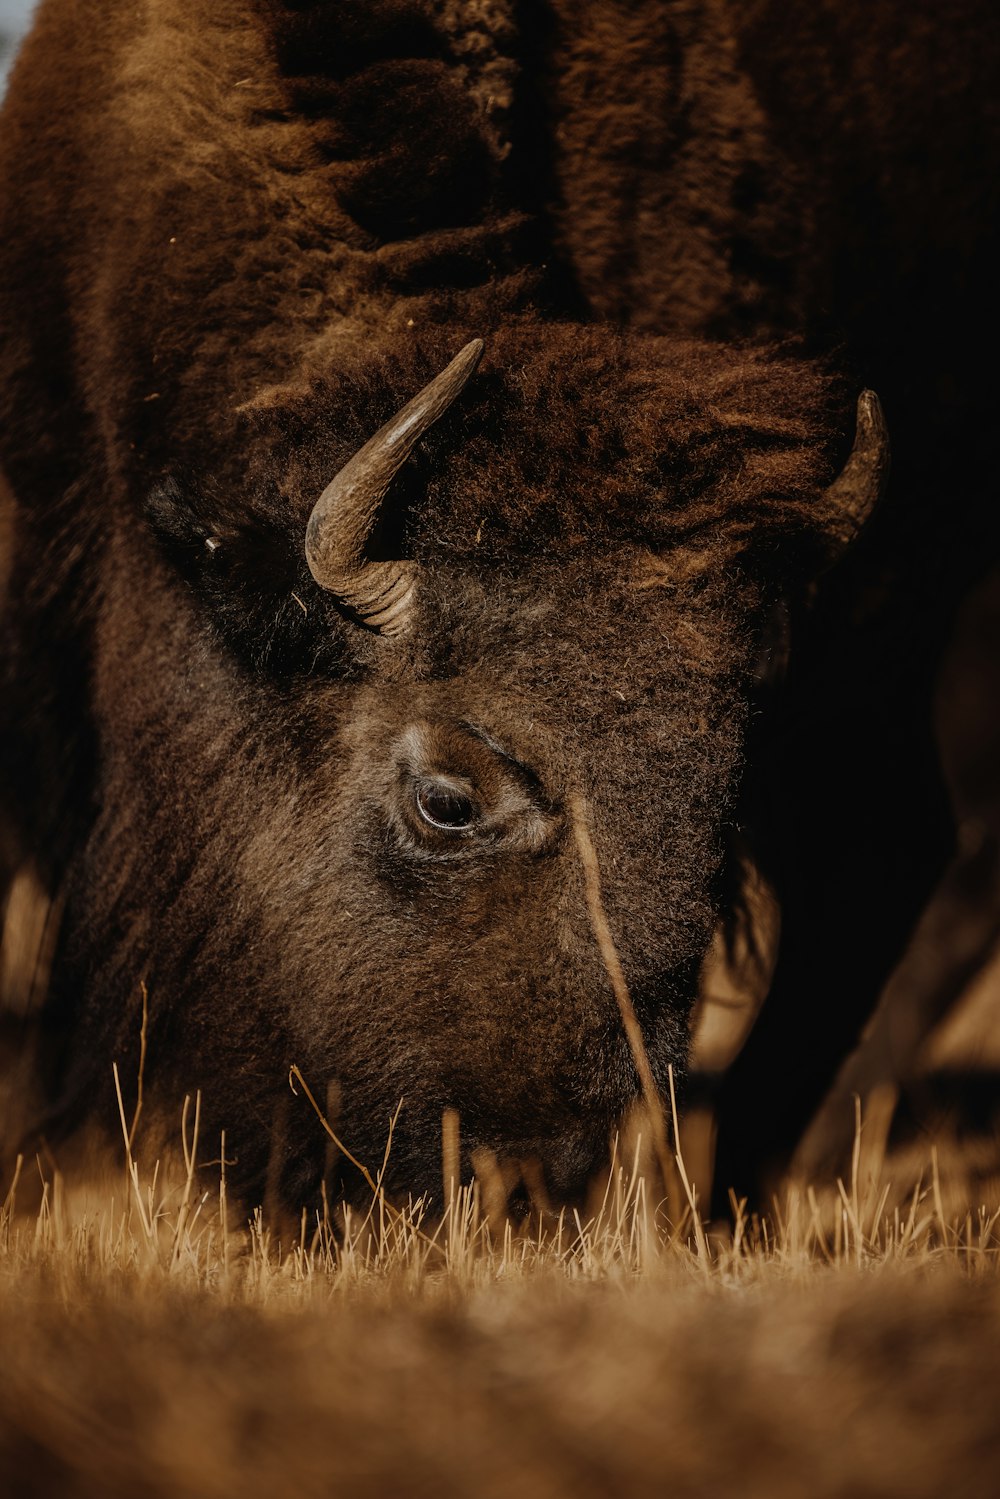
[4,818,1000,1495]
[3,1091,1000,1499]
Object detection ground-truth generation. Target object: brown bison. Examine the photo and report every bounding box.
[0,0,995,1207]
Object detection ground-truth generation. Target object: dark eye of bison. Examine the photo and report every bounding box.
[414,780,477,831]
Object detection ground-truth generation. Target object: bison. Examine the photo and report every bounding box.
[0,0,995,1209]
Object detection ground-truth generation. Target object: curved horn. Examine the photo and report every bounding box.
[305,338,484,635]
[818,389,890,552]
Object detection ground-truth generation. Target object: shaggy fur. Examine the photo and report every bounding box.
[531,0,1000,1191]
[0,0,993,1203]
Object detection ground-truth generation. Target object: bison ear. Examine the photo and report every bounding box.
[813,390,889,561]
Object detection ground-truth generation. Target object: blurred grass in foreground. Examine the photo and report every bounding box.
[2,1098,1000,1499]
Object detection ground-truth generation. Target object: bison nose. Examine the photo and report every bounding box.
[470,1127,609,1215]
[528,1127,610,1211]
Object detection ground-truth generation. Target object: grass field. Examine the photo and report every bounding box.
[3,1097,1000,1499]
[3,837,1000,1496]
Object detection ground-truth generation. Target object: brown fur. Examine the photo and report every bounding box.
[0,0,995,1205]
[530,0,1000,1193]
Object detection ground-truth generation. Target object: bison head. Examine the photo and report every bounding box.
[42,326,885,1209]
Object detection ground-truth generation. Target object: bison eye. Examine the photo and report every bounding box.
[414,780,477,832]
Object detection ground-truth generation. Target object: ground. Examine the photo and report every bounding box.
[2,1115,1000,1498]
